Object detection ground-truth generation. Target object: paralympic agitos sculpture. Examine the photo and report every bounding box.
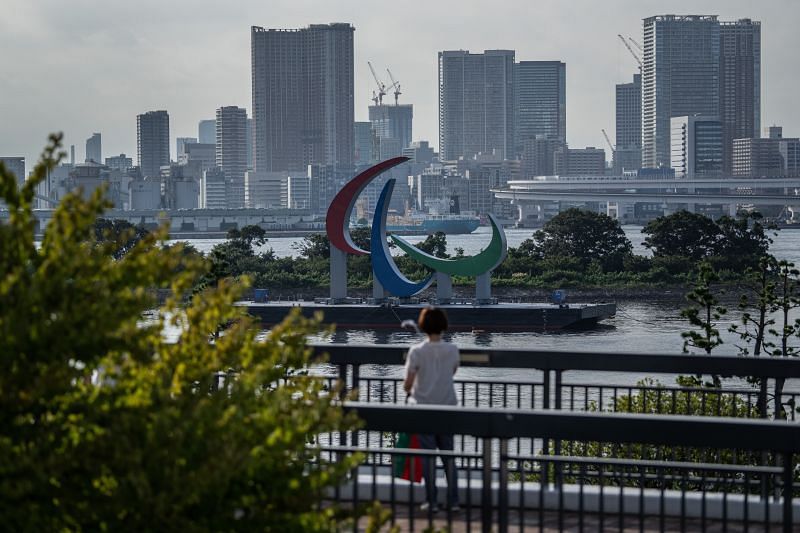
[324,156,508,302]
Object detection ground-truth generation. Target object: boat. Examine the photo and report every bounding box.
[244,299,616,332]
[386,214,480,235]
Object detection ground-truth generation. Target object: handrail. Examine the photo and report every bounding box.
[345,402,800,452]
[313,343,800,379]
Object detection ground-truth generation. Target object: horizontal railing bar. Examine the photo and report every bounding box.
[345,402,800,452]
[508,454,784,475]
[313,344,800,378]
[361,376,545,386]
[318,444,484,459]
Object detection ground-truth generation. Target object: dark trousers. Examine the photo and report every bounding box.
[417,433,459,506]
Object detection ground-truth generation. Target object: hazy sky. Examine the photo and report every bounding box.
[1,0,798,169]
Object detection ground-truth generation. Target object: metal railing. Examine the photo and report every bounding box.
[313,344,800,420]
[319,402,800,532]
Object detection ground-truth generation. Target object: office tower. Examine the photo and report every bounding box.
[514,61,566,153]
[216,106,248,208]
[354,122,374,165]
[251,23,354,172]
[438,50,515,161]
[719,19,761,174]
[176,137,197,160]
[369,104,413,156]
[733,128,800,178]
[105,154,133,172]
[246,117,253,170]
[201,167,227,208]
[182,143,216,170]
[615,73,642,172]
[671,115,722,178]
[642,15,720,169]
[554,147,606,176]
[137,110,170,178]
[0,157,25,187]
[402,141,436,164]
[198,120,216,144]
[85,133,101,163]
[521,137,564,177]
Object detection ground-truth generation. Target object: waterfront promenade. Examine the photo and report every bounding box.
[271,344,800,531]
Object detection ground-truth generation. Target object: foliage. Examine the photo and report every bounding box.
[642,210,720,261]
[523,208,632,271]
[93,218,150,259]
[680,261,727,361]
[0,134,359,530]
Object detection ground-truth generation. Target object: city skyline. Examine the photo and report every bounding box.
[1,0,798,168]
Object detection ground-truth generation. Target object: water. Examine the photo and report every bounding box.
[173,226,800,266]
[169,227,800,385]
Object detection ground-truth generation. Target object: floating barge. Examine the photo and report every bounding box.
[243,300,616,332]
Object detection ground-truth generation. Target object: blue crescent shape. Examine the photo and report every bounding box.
[370,179,434,297]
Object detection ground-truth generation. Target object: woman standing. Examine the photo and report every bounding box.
[403,306,460,512]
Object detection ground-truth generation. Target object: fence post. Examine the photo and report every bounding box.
[542,370,551,486]
[482,437,493,533]
[783,452,793,533]
[498,438,509,533]
[554,370,563,488]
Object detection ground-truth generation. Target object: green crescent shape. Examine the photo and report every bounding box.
[390,213,508,277]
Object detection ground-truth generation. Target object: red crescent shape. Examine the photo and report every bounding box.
[325,156,410,255]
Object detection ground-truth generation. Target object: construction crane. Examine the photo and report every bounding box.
[601,128,615,156]
[368,61,386,106]
[617,34,642,72]
[386,68,401,105]
[627,36,643,52]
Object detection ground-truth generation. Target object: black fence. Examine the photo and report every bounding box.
[312,344,800,420]
[319,402,800,532]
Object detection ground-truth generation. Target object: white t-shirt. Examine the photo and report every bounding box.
[405,339,459,405]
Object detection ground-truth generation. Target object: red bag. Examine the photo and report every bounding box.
[393,432,423,482]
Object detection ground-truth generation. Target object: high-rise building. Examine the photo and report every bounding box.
[251,23,354,172]
[719,19,761,174]
[402,141,436,164]
[137,110,170,178]
[670,115,722,178]
[216,106,248,208]
[368,104,413,156]
[554,147,607,176]
[198,120,216,144]
[85,133,101,163]
[246,117,253,170]
[105,154,133,172]
[514,61,566,152]
[438,50,515,161]
[642,15,720,169]
[176,137,197,160]
[521,136,564,177]
[354,122,374,165]
[615,73,641,172]
[0,157,25,187]
[733,130,800,178]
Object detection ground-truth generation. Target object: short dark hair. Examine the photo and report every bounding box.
[418,306,448,335]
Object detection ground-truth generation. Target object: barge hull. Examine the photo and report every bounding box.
[243,302,616,332]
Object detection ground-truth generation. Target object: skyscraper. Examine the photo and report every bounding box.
[353,122,374,165]
[642,15,720,169]
[137,110,170,178]
[85,133,101,163]
[514,61,566,151]
[251,23,354,172]
[438,50,515,161]
[719,19,761,174]
[615,73,642,172]
[0,157,25,187]
[368,104,413,155]
[198,120,216,145]
[176,137,197,160]
[670,115,722,178]
[216,106,248,208]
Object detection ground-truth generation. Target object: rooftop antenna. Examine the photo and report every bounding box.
[368,61,387,106]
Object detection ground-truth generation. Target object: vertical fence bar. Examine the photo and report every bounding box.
[499,439,509,533]
[482,438,493,533]
[783,452,793,533]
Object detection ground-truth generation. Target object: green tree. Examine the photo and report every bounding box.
[94,218,150,259]
[642,210,720,261]
[294,232,331,260]
[227,224,268,248]
[714,212,773,270]
[0,135,358,530]
[525,208,632,271]
[681,262,727,372]
[414,231,449,258]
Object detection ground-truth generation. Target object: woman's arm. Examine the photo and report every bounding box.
[403,370,416,394]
